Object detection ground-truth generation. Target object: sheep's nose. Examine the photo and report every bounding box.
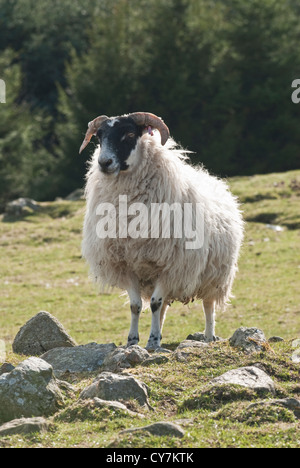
[99,157,113,171]
[100,159,113,168]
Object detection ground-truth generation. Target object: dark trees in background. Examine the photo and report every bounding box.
[0,0,300,207]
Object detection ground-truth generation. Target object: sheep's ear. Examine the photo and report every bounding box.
[79,115,109,154]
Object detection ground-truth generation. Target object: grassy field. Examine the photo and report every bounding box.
[0,169,299,448]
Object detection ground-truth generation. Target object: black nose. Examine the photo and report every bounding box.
[99,158,113,170]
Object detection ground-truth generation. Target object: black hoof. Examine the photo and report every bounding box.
[127,335,139,347]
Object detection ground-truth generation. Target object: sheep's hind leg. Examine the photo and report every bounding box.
[203,299,216,342]
[146,286,167,351]
[127,281,142,347]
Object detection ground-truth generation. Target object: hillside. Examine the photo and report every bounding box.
[0,169,299,448]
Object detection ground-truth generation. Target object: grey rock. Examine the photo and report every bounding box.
[276,398,300,418]
[101,345,150,372]
[210,366,275,394]
[0,357,63,423]
[292,339,300,348]
[5,197,40,217]
[0,417,52,437]
[55,379,76,398]
[268,336,284,343]
[79,372,150,408]
[41,342,117,377]
[119,421,185,438]
[65,188,84,201]
[93,397,133,412]
[0,362,15,376]
[290,338,300,363]
[92,398,144,417]
[186,332,223,342]
[176,340,209,350]
[174,340,208,362]
[229,327,267,353]
[12,311,77,356]
[291,348,300,364]
[247,398,300,419]
[266,224,284,232]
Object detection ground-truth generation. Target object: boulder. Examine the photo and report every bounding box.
[268,336,284,343]
[292,339,300,348]
[174,340,209,361]
[186,332,223,342]
[176,340,209,350]
[101,345,150,372]
[5,198,40,217]
[246,398,300,419]
[0,363,15,376]
[291,348,300,364]
[229,327,268,353]
[41,342,117,377]
[65,188,84,201]
[210,366,275,394]
[119,421,185,438]
[0,357,63,423]
[92,398,144,417]
[79,372,150,408]
[291,339,300,363]
[0,417,52,437]
[12,311,77,356]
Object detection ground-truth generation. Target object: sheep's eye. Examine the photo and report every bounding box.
[121,133,135,143]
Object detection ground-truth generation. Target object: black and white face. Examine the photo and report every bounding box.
[97,117,143,176]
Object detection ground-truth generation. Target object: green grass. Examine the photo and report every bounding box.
[0,169,300,448]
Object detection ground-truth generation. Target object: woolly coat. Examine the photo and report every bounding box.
[82,134,244,308]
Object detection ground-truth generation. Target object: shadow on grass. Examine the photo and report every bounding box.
[246,212,300,230]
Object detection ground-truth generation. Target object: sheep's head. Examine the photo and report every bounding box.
[79,112,170,175]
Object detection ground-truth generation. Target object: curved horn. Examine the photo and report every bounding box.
[79,115,108,154]
[128,112,170,146]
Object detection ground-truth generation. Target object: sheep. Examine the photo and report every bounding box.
[80,112,244,349]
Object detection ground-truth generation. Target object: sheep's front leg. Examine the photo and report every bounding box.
[146,285,167,350]
[127,280,142,347]
[203,299,216,342]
